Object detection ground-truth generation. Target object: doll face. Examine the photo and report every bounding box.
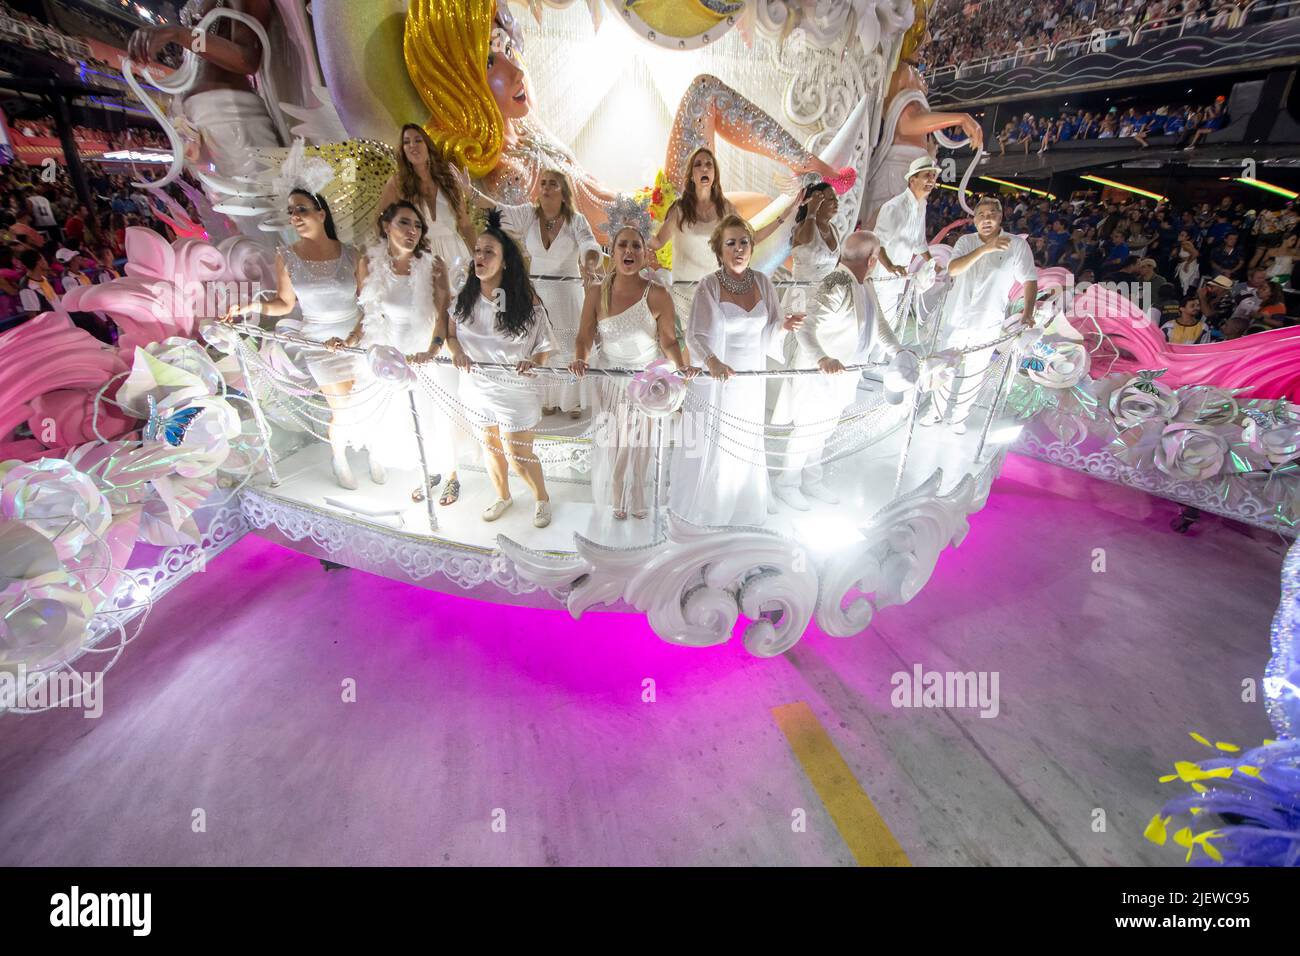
[612,229,645,275]
[717,225,752,273]
[487,30,530,121]
[473,234,505,282]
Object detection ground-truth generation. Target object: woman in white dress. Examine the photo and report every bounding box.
[440,211,556,529]
[669,214,802,527]
[326,202,444,481]
[378,123,476,508]
[570,223,694,520]
[789,183,841,288]
[649,147,796,357]
[498,168,602,418]
[222,189,365,489]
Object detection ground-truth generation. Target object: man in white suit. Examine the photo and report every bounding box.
[770,231,902,511]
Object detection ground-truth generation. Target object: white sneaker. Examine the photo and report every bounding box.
[802,481,840,505]
[951,421,968,435]
[332,454,358,490]
[368,456,387,485]
[482,497,513,521]
[533,500,552,528]
[772,484,811,511]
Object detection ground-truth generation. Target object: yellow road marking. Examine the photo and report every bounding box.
[772,701,911,867]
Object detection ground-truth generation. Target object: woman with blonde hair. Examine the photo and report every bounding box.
[498,167,602,419]
[569,213,694,520]
[378,122,477,507]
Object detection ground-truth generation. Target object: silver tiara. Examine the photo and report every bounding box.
[603,194,653,245]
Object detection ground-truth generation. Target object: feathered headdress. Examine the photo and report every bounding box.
[603,194,654,245]
[197,138,396,242]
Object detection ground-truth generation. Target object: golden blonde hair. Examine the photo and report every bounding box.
[403,0,503,178]
[599,225,646,315]
[708,213,754,263]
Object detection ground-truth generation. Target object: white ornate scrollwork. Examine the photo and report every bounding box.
[498,513,819,657]
[816,459,1001,637]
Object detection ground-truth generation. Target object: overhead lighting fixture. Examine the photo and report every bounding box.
[1079,174,1167,202]
[1234,177,1299,199]
[977,176,1056,199]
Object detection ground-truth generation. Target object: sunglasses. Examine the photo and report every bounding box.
[287,204,319,217]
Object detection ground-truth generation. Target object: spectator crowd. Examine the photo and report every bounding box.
[928,188,1300,344]
[921,0,1291,73]
[996,97,1230,155]
[0,153,202,338]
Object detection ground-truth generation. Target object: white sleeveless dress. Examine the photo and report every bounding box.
[455,294,556,433]
[669,213,723,349]
[592,283,664,514]
[499,204,600,413]
[281,243,360,386]
[347,246,441,470]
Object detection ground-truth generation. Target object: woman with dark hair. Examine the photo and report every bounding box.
[223,188,365,488]
[789,182,840,287]
[379,122,476,507]
[320,200,450,494]
[438,210,556,528]
[379,123,475,268]
[649,147,797,338]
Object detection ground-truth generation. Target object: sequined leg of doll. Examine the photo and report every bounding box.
[665,74,837,187]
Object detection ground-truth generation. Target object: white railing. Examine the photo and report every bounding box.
[0,13,91,60]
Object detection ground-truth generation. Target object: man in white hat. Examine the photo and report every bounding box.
[770,230,902,510]
[927,195,1037,434]
[870,155,940,348]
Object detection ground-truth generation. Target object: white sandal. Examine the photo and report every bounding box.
[482,497,513,522]
[533,500,552,528]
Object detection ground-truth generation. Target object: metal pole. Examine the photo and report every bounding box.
[407,389,439,533]
[975,347,1017,463]
[234,340,281,486]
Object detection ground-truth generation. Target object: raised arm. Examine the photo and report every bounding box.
[649,203,681,253]
[127,0,273,75]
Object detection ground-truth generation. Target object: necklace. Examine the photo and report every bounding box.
[717,268,755,295]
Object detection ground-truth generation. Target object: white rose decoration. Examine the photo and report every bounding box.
[1026,342,1089,390]
[0,458,112,561]
[1108,374,1180,429]
[1172,386,1241,427]
[1243,418,1300,467]
[146,336,224,396]
[628,359,687,418]
[367,345,415,388]
[1154,423,1229,482]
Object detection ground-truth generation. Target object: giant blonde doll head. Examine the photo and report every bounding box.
[403,0,529,179]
